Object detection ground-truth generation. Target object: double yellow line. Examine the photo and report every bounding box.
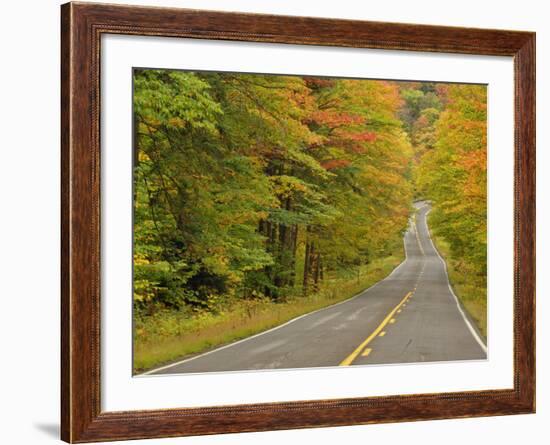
[339,291,413,366]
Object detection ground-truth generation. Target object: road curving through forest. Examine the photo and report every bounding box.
[143,201,487,376]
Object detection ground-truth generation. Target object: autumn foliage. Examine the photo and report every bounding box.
[133,70,413,313]
[416,84,487,276]
[132,70,487,342]
[412,83,487,330]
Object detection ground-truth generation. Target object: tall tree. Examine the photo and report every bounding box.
[417,84,487,278]
[133,70,416,314]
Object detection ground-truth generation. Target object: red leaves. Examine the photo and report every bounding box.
[416,115,429,127]
[435,84,449,102]
[321,159,351,170]
[327,130,377,154]
[304,77,336,89]
[347,131,377,143]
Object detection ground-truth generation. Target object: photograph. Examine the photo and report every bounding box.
[132,69,488,375]
[54,1,536,442]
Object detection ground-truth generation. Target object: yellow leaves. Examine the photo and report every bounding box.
[203,252,230,273]
[415,83,487,280]
[138,118,161,130]
[167,117,186,128]
[133,279,156,302]
[270,175,308,198]
[138,151,150,162]
[134,253,150,265]
[133,70,421,317]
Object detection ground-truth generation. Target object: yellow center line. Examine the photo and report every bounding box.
[339,291,412,366]
[361,348,372,357]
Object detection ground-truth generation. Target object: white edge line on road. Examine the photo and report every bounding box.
[423,208,488,355]
[138,236,411,376]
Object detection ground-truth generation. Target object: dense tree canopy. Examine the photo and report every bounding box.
[132,70,487,340]
[133,70,414,313]
[415,83,487,282]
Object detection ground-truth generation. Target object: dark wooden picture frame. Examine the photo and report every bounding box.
[61,2,535,442]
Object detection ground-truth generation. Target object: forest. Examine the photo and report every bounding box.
[132,69,487,372]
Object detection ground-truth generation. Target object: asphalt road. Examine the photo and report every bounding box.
[145,202,487,376]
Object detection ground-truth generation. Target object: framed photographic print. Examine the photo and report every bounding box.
[61,2,535,442]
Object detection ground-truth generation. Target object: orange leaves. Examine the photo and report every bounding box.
[458,149,486,201]
[416,115,429,127]
[321,159,351,170]
[416,82,487,279]
[327,130,377,154]
[459,149,486,171]
[309,110,364,127]
[329,128,377,143]
[346,131,377,143]
[303,77,336,89]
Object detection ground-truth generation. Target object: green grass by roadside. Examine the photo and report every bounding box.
[133,249,404,374]
[428,227,487,339]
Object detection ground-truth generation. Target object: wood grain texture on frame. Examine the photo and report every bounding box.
[61,2,535,442]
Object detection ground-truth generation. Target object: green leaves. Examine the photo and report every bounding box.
[415,84,487,279]
[134,69,222,133]
[133,70,415,311]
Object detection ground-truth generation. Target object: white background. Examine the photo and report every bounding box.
[102,35,513,411]
[0,0,546,444]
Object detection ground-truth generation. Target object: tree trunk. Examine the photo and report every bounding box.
[308,243,316,291]
[314,253,321,290]
[303,238,310,296]
[290,225,298,286]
